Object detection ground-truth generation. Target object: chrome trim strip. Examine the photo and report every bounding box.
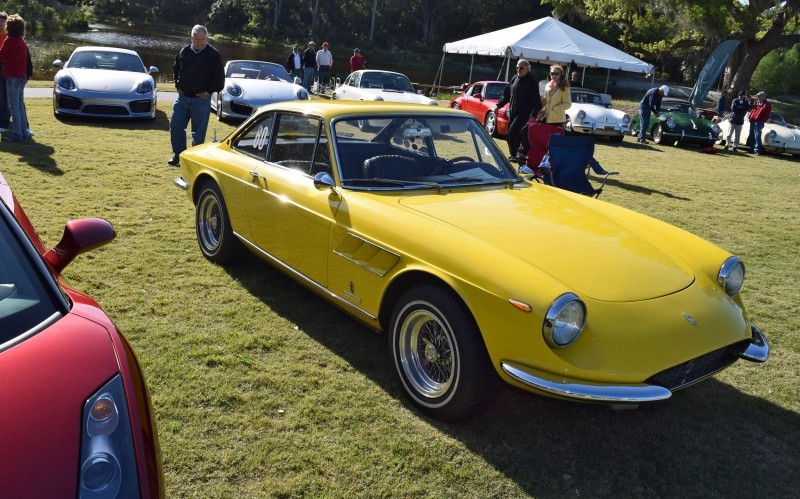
[739,323,769,363]
[173,176,189,190]
[234,232,377,322]
[501,362,672,403]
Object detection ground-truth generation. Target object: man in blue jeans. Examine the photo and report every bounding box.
[638,85,669,144]
[168,25,225,166]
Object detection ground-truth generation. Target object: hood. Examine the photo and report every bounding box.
[575,104,625,123]
[397,188,695,302]
[664,112,714,131]
[229,78,302,100]
[0,308,119,495]
[68,68,151,93]
[362,89,435,105]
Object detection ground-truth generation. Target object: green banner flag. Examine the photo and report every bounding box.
[689,39,741,108]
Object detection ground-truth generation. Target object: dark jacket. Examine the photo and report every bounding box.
[717,95,728,117]
[286,51,302,71]
[495,73,541,120]
[730,98,750,125]
[640,87,663,114]
[302,48,316,70]
[173,44,225,97]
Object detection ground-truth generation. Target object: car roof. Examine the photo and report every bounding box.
[72,46,140,57]
[255,100,462,120]
[226,60,280,66]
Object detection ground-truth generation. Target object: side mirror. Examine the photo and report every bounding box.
[149,66,159,74]
[313,172,335,190]
[44,218,116,273]
[53,59,63,69]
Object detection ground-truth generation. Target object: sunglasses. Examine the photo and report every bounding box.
[550,72,561,76]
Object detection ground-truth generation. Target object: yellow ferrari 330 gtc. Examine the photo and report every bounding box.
[174,101,768,421]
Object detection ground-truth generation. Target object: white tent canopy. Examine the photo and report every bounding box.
[440,17,653,83]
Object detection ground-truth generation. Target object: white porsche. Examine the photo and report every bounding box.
[211,60,310,121]
[332,70,438,106]
[718,112,800,157]
[564,88,631,142]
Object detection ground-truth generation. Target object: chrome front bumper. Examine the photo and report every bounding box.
[501,323,769,404]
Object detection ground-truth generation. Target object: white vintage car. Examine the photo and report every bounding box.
[331,70,438,106]
[718,112,800,157]
[211,60,309,121]
[564,88,631,142]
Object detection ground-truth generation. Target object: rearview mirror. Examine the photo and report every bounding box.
[44,218,116,273]
[403,127,432,138]
[53,59,63,69]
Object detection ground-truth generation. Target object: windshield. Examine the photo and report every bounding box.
[661,101,697,116]
[333,115,519,189]
[359,72,415,92]
[0,212,62,347]
[227,61,291,82]
[485,83,507,100]
[768,113,786,126]
[572,91,603,105]
[67,51,145,73]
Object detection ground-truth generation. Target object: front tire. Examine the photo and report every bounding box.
[484,110,497,137]
[195,182,245,264]
[451,102,460,110]
[390,283,496,421]
[652,124,664,144]
[565,116,574,134]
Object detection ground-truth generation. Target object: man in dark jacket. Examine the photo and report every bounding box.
[301,41,317,92]
[637,85,669,144]
[168,25,225,166]
[723,90,750,151]
[285,44,303,81]
[495,59,541,160]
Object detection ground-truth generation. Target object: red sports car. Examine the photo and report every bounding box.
[449,80,508,137]
[0,172,163,497]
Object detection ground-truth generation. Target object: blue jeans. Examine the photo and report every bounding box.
[290,69,302,83]
[170,93,212,155]
[0,76,9,129]
[6,77,28,141]
[638,106,650,141]
[302,67,315,92]
[751,121,764,154]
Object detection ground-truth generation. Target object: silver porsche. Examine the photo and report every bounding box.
[211,60,310,121]
[52,46,159,120]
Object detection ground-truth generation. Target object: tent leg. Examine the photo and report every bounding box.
[582,66,586,87]
[604,68,610,93]
[432,52,446,97]
[468,53,474,84]
[505,53,511,82]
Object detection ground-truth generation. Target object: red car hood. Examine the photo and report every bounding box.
[0,305,119,495]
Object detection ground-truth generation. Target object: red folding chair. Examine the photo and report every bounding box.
[524,122,564,176]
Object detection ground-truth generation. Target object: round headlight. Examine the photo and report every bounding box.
[428,100,438,106]
[712,124,722,134]
[542,293,586,348]
[666,118,677,129]
[766,130,777,140]
[577,110,586,120]
[718,256,745,298]
[227,82,242,97]
[297,88,309,100]
[622,114,631,125]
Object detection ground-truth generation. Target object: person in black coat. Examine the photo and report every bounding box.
[301,41,317,91]
[285,44,303,81]
[168,25,225,166]
[495,59,541,160]
[723,90,750,150]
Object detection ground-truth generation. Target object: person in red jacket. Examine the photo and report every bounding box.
[748,91,772,156]
[350,48,366,73]
[0,14,29,142]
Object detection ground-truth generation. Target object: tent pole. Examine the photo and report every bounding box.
[432,52,446,97]
[604,68,610,93]
[505,51,511,81]
[582,66,586,87]
[468,53,474,83]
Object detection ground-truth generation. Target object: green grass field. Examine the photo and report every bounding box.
[3,98,799,497]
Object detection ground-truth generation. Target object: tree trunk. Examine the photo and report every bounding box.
[310,0,321,32]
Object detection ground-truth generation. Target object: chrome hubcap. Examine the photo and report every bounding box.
[398,307,455,398]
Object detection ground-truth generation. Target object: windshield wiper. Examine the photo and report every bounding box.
[438,176,489,184]
[344,178,442,190]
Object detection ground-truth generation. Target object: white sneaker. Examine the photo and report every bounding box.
[0,127,8,133]
[26,129,35,137]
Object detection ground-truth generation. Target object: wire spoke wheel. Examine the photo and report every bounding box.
[398,308,455,398]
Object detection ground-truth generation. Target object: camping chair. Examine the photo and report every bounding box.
[540,135,619,198]
[524,122,564,175]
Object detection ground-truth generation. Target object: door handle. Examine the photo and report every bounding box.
[249,171,267,188]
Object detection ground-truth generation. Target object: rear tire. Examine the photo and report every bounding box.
[565,117,574,134]
[652,124,664,144]
[195,182,245,264]
[389,283,497,422]
[484,110,497,137]
[451,102,460,110]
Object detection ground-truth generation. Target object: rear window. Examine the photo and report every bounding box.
[0,215,62,347]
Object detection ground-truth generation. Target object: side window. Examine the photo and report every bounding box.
[269,114,324,174]
[343,75,353,87]
[471,84,484,97]
[351,72,361,87]
[232,112,274,159]
[311,132,332,176]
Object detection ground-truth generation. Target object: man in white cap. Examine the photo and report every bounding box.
[637,84,669,144]
[748,91,771,155]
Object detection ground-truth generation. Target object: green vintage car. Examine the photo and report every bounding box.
[631,98,721,147]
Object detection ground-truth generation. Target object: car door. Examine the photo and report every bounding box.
[245,112,339,286]
[462,84,483,118]
[336,72,361,100]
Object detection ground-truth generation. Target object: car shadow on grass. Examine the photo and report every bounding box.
[54,109,170,131]
[222,253,798,498]
[4,139,60,174]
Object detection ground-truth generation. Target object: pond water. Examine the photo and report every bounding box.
[26,23,496,88]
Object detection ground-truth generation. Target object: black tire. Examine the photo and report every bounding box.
[389,283,497,421]
[565,116,574,134]
[652,124,663,144]
[451,102,460,110]
[195,182,245,264]
[484,110,497,137]
[331,92,338,100]
[215,94,224,121]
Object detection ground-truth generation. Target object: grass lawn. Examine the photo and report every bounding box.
[3,98,799,497]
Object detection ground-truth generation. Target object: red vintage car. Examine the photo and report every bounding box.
[0,172,163,497]
[449,80,508,137]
